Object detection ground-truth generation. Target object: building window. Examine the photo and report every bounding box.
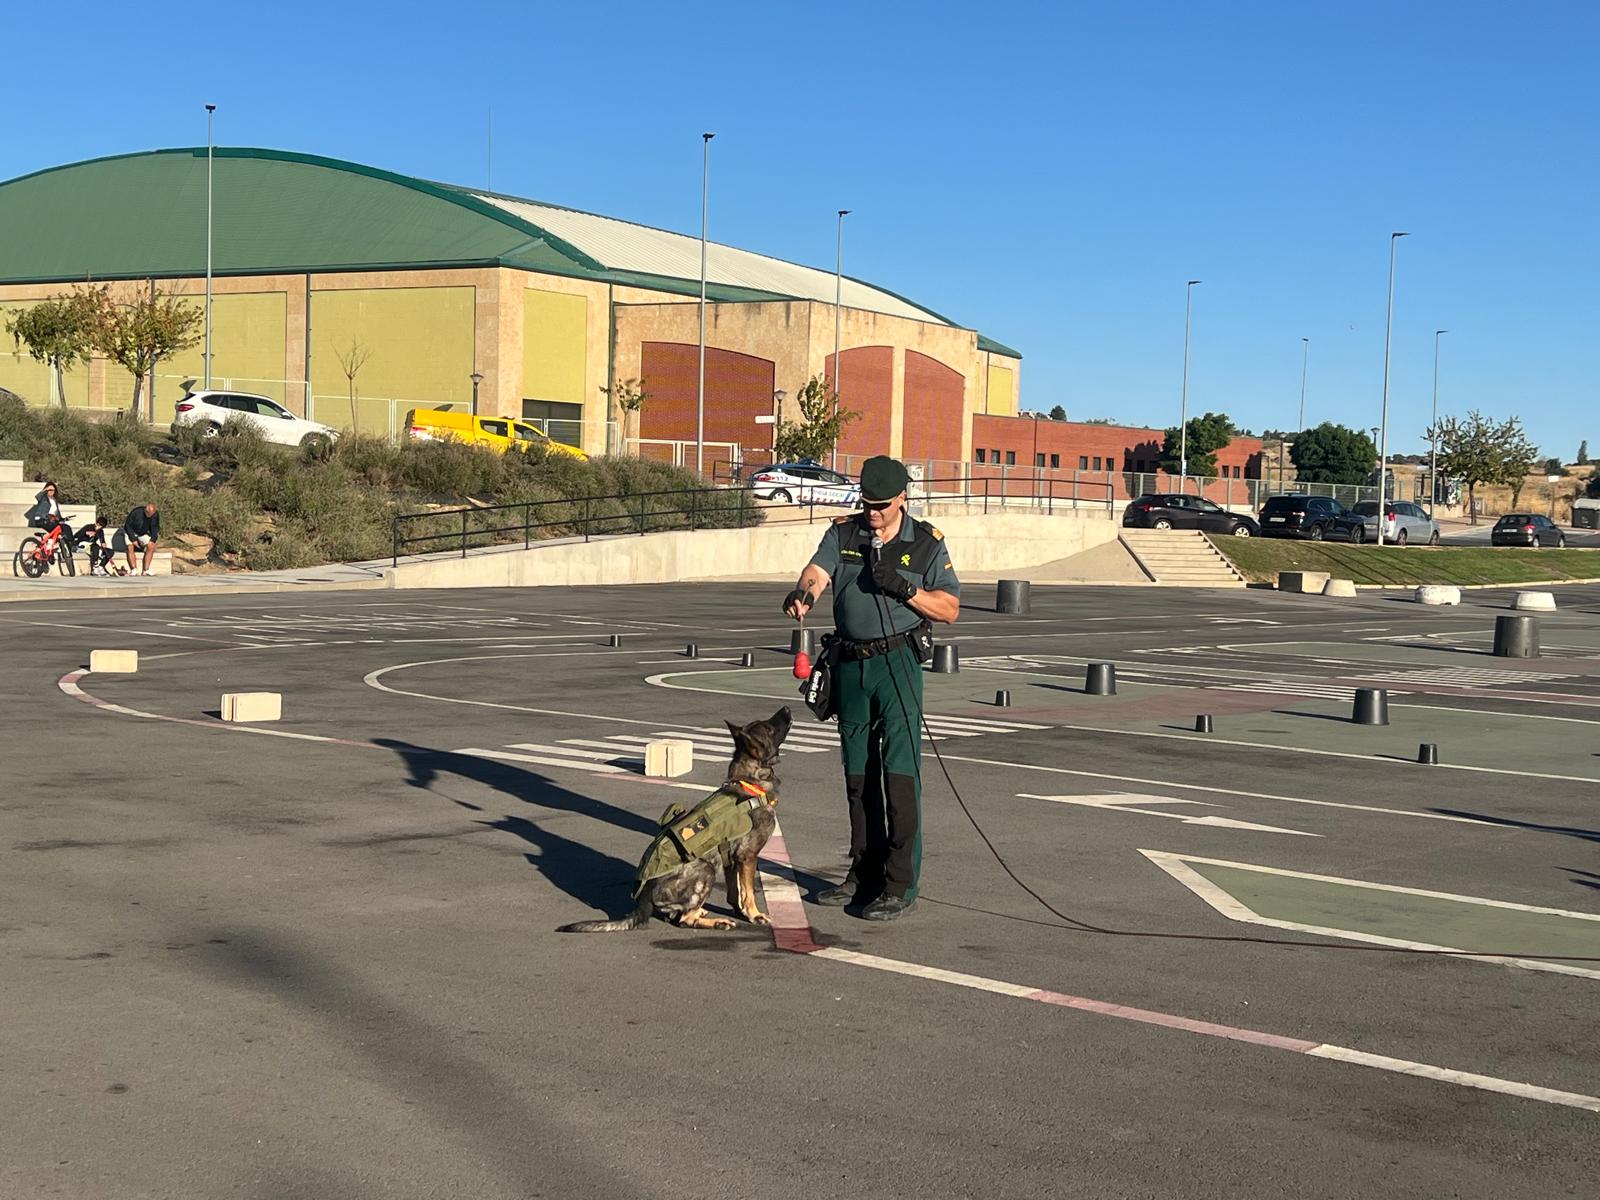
[1005,451,1016,466]
[975,449,987,464]
[1233,465,1242,478]
[1078,455,1089,469]
[1050,454,1060,469]
[991,448,1001,463]
[1092,456,1102,471]
[1035,453,1045,467]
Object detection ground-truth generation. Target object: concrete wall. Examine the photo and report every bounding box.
[386,510,1119,590]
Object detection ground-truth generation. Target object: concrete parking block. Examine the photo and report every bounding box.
[1278,571,1331,594]
[645,738,694,778]
[1415,585,1461,605]
[89,649,138,673]
[221,692,282,722]
[1322,578,1358,598]
[1514,591,1557,611]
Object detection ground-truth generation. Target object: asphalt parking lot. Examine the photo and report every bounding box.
[5,582,1600,1198]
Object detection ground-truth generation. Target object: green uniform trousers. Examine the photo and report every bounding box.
[835,644,923,899]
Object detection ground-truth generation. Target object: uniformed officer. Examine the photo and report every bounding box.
[783,455,960,920]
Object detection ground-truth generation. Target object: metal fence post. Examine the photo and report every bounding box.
[460,509,468,559]
[583,497,591,542]
[524,502,531,549]
[392,520,399,568]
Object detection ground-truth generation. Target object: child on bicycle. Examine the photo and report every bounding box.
[76,518,116,576]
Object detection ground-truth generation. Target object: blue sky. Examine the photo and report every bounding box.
[6,1,1595,457]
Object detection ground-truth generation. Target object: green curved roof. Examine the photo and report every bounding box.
[0,147,1019,358]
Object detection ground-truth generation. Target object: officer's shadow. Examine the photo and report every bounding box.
[374,738,655,915]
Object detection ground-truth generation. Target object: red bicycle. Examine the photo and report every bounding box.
[15,521,76,579]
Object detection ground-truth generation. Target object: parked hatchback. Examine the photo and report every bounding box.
[1491,513,1567,548]
[1123,494,1258,535]
[174,390,339,449]
[1334,500,1440,545]
[747,461,860,506]
[1258,494,1347,539]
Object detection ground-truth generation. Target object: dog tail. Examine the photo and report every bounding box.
[556,894,651,933]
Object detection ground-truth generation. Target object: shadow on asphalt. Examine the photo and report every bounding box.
[1431,807,1600,843]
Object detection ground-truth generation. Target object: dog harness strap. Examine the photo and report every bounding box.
[633,780,773,894]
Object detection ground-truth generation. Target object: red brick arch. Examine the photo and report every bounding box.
[639,342,776,447]
[901,351,965,466]
[826,346,893,460]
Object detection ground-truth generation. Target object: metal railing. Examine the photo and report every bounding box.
[391,484,762,565]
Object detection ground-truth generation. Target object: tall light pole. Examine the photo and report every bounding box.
[1178,280,1201,492]
[695,132,715,477]
[832,208,850,470]
[1428,329,1447,516]
[1375,232,1408,544]
[1297,337,1310,433]
[204,103,216,390]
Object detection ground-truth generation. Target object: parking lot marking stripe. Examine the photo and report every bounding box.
[506,742,642,763]
[756,825,824,954]
[456,747,628,773]
[798,946,1600,1113]
[935,754,1485,823]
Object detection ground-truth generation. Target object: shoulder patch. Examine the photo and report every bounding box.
[926,526,944,540]
[832,515,853,525]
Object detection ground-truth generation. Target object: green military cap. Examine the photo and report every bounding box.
[860,455,910,501]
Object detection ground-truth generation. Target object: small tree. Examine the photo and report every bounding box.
[6,292,99,408]
[1542,457,1568,477]
[1577,440,1589,466]
[1159,411,1235,479]
[1431,410,1536,523]
[774,374,859,462]
[87,282,203,420]
[1048,404,1067,421]
[1290,422,1377,486]
[600,377,650,451]
[1501,423,1540,509]
[334,338,373,433]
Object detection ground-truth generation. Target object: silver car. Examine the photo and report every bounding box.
[1343,500,1440,546]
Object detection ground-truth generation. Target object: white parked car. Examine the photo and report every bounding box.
[173,390,339,448]
[747,460,860,506]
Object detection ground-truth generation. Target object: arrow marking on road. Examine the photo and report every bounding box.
[1018,793,1319,837]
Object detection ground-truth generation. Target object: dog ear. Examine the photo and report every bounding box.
[770,706,792,732]
[725,719,744,741]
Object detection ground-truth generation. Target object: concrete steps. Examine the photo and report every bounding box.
[1119,528,1245,587]
[2,462,171,575]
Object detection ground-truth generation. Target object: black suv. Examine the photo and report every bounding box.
[1122,494,1259,536]
[1259,494,1348,539]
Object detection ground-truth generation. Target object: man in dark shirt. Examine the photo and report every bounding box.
[783,456,960,920]
[123,503,161,577]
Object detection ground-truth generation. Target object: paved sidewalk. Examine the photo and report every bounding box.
[0,559,391,603]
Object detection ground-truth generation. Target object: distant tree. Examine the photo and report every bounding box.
[600,377,651,450]
[1082,417,1115,425]
[1289,422,1376,486]
[1578,439,1589,466]
[1542,457,1569,477]
[86,282,203,420]
[334,339,373,434]
[6,292,99,408]
[1259,429,1291,442]
[1048,404,1067,421]
[1430,410,1538,523]
[1159,411,1236,479]
[774,374,859,463]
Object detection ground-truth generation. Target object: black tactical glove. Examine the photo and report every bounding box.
[871,556,916,603]
[783,587,814,618]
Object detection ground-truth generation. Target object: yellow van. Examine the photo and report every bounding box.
[402,408,588,460]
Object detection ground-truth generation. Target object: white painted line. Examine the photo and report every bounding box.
[506,742,642,763]
[1018,793,1318,837]
[455,747,628,773]
[1303,1045,1600,1114]
[1141,849,1600,981]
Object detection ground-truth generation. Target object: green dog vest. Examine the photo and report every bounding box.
[633,780,771,896]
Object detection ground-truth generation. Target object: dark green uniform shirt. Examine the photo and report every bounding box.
[809,515,961,640]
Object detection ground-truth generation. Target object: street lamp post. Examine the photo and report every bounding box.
[1429,329,1448,516]
[696,132,715,477]
[832,209,850,471]
[1376,232,1408,544]
[204,104,216,390]
[470,372,483,417]
[1178,280,1201,492]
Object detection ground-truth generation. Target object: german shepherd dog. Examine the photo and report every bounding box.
[558,707,792,932]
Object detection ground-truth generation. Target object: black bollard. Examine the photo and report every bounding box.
[1085,662,1117,696]
[996,579,1032,615]
[995,689,1011,707]
[790,628,815,656]
[1492,614,1540,659]
[932,644,960,673]
[740,652,755,668]
[1417,743,1439,765]
[1194,714,1213,733]
[1352,688,1389,726]
[685,643,699,659]
[607,634,622,648]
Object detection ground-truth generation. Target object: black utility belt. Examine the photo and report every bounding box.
[837,623,933,663]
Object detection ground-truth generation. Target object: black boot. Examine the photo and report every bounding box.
[862,893,917,921]
[814,868,882,907]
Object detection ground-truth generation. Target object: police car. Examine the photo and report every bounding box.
[746,461,860,506]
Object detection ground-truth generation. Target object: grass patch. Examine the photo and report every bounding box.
[0,395,757,572]
[1210,535,1600,586]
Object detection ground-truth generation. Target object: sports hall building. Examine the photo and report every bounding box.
[0,147,1025,469]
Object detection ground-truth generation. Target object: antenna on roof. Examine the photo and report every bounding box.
[487,106,493,193]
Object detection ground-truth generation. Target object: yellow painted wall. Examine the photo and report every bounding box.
[986,361,1016,417]
[522,288,587,407]
[0,299,92,407]
[150,292,289,422]
[310,286,475,433]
